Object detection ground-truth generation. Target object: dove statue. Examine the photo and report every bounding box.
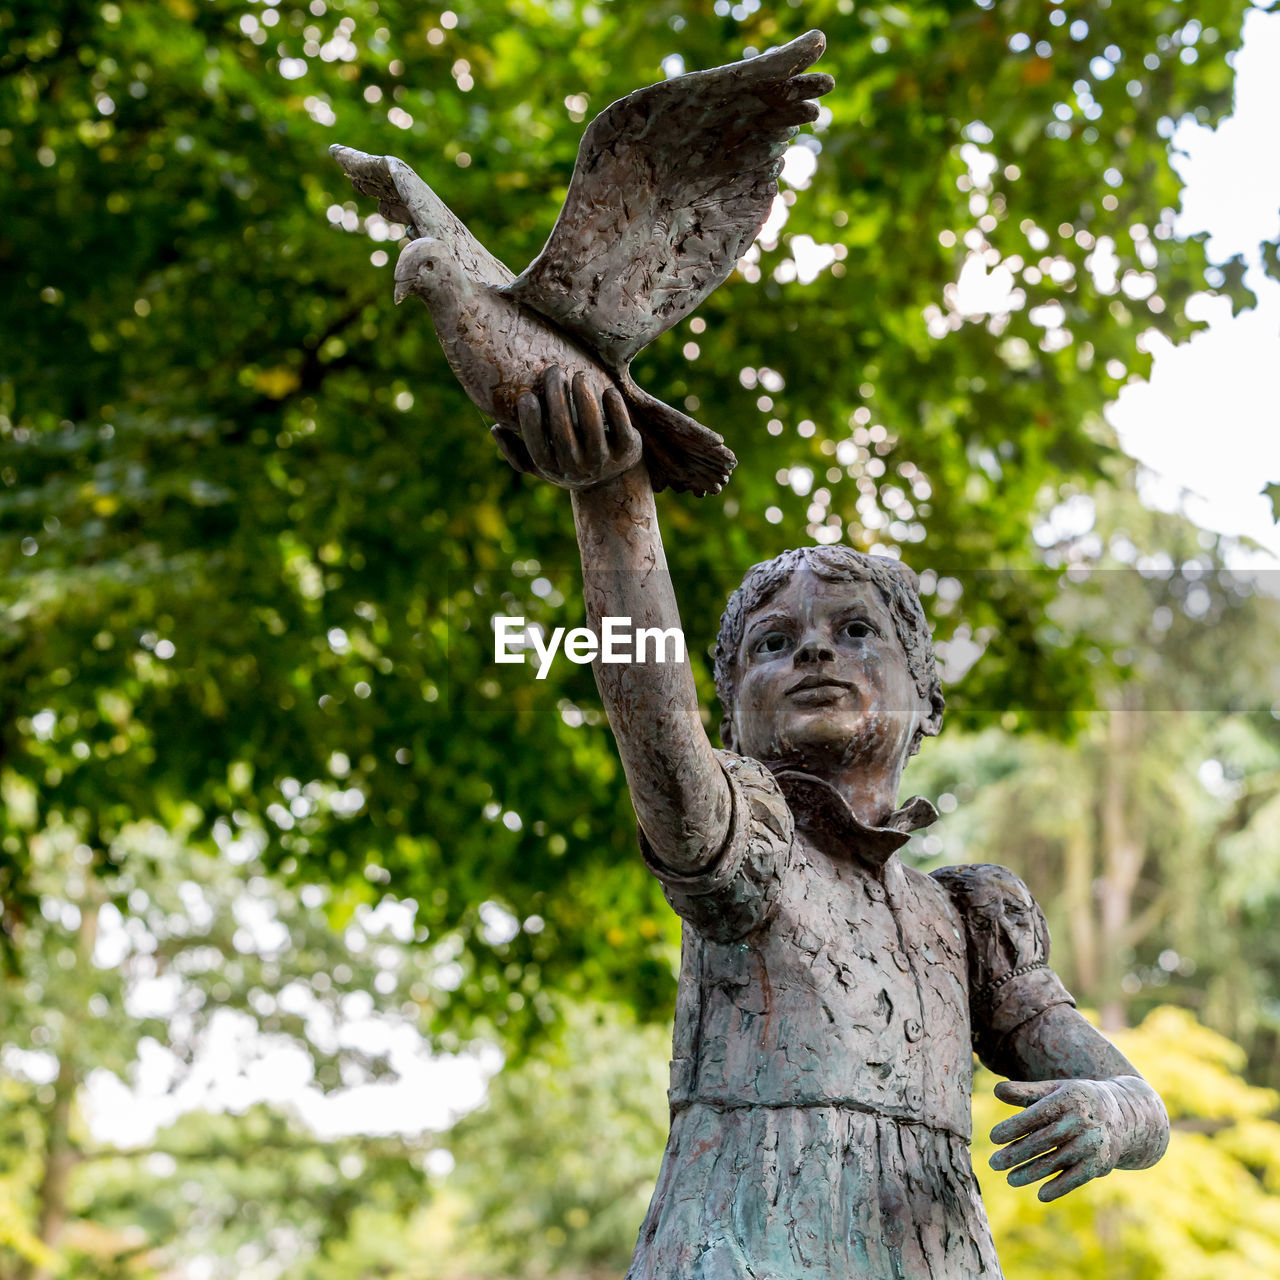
[331,30,832,496]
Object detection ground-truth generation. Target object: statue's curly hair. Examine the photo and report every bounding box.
[713,547,945,756]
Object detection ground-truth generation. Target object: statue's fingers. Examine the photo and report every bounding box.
[782,72,835,100]
[601,386,627,440]
[491,425,535,475]
[603,387,643,469]
[544,365,582,469]
[1004,1138,1084,1190]
[1037,1159,1098,1203]
[994,1079,1063,1109]
[518,392,557,476]
[989,1114,1080,1172]
[990,1088,1068,1146]
[774,100,822,126]
[572,372,606,472]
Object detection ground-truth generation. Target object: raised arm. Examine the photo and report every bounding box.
[493,366,731,872]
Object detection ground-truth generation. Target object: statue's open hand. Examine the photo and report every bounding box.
[491,365,643,491]
[989,1078,1127,1201]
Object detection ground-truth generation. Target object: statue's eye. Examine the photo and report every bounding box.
[843,619,876,640]
[423,260,436,271]
[756,631,791,655]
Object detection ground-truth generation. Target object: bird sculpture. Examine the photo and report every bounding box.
[331,30,832,496]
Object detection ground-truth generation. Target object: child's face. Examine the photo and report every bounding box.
[731,567,924,775]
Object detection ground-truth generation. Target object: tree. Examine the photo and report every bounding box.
[0,812,455,1278]
[2,0,1273,1041]
[432,1002,671,1280]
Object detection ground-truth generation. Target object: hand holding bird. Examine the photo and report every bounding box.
[490,365,645,493]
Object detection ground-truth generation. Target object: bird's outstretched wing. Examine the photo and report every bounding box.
[329,144,514,289]
[500,31,832,369]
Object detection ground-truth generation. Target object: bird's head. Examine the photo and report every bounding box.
[393,236,458,306]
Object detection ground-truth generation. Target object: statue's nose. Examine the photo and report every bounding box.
[794,634,835,665]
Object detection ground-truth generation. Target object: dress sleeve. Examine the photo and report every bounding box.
[638,749,794,943]
[931,863,1077,1074]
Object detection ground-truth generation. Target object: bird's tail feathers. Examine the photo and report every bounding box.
[620,377,737,498]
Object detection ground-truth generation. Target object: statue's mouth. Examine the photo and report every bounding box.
[786,674,852,695]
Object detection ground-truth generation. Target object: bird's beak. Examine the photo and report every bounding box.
[393,277,411,306]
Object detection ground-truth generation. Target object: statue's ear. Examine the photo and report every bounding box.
[719,717,735,752]
[919,686,945,741]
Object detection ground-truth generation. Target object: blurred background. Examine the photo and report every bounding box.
[2,0,1280,1276]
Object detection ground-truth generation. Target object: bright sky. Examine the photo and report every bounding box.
[1107,7,1280,559]
[75,10,1280,1153]
[79,898,500,1156]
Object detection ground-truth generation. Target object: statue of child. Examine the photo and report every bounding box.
[494,366,1169,1279]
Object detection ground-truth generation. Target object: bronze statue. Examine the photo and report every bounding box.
[500,371,1168,1278]
[335,33,1169,1279]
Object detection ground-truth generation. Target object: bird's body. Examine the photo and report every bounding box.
[415,253,618,431]
[332,31,832,496]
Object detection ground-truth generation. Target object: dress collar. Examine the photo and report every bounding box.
[766,767,938,868]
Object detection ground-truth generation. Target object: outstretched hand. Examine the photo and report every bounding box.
[491,366,644,491]
[989,1078,1128,1201]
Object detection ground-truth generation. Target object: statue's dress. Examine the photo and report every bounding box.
[626,751,1077,1280]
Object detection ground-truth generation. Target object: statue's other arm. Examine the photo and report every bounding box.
[985,1003,1170,1201]
[932,863,1169,1201]
[495,367,731,873]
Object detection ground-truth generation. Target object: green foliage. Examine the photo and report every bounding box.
[1,0,1273,1042]
[437,1002,671,1279]
[70,1106,431,1279]
[0,1077,60,1275]
[0,822,449,1278]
